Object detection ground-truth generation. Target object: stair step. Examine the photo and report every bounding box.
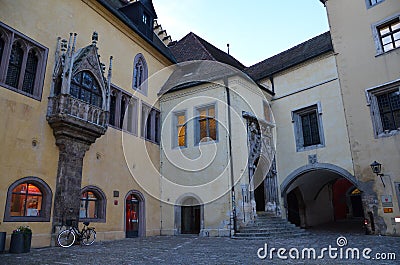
[234,214,308,239]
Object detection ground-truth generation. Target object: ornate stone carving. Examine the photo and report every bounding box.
[47,33,112,241]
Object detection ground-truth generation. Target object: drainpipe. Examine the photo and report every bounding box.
[224,77,237,236]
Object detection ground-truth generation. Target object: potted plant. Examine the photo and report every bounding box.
[9,226,32,253]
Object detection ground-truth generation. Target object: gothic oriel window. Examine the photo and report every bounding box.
[4,177,52,222]
[0,21,48,100]
[132,54,148,95]
[196,105,217,144]
[70,71,102,108]
[80,186,106,222]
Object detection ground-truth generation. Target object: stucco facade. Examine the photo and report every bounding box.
[0,0,173,248]
[323,0,400,235]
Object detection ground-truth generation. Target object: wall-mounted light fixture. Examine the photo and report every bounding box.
[370,161,385,187]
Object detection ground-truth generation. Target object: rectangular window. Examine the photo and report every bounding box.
[301,111,321,147]
[378,18,400,53]
[175,112,187,147]
[196,105,217,144]
[367,0,384,7]
[372,14,400,55]
[292,104,325,152]
[141,103,160,144]
[367,81,400,137]
[0,21,48,100]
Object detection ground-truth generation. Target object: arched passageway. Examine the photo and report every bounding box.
[281,164,365,234]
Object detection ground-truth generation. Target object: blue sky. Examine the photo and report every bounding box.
[152,0,329,66]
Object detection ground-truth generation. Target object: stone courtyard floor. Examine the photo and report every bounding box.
[1,232,399,264]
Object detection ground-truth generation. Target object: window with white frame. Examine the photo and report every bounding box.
[292,104,325,151]
[0,21,48,100]
[174,112,187,148]
[366,81,400,136]
[141,103,160,144]
[132,53,148,95]
[372,14,400,55]
[196,105,217,144]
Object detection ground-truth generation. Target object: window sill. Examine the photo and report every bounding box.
[296,143,325,152]
[376,129,400,138]
[79,218,106,223]
[1,83,42,101]
[195,139,219,146]
[3,216,50,222]
[375,46,400,57]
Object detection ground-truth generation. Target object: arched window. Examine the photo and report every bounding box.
[4,177,52,222]
[5,42,24,88]
[132,54,148,95]
[80,186,106,222]
[22,49,38,94]
[70,71,102,108]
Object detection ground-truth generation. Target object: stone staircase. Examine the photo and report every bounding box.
[233,212,308,239]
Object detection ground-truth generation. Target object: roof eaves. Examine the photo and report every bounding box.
[96,0,176,63]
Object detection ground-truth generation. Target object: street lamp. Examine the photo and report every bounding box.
[370,161,385,187]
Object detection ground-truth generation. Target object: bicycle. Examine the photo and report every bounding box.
[57,219,96,248]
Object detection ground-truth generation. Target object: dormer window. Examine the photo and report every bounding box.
[142,13,148,25]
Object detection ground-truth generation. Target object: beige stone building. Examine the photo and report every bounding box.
[320,0,400,235]
[1,0,399,251]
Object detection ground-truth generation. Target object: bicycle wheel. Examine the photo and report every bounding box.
[57,229,76,248]
[81,229,96,246]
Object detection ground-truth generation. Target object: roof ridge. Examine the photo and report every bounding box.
[192,32,245,68]
[189,32,216,61]
[247,31,331,70]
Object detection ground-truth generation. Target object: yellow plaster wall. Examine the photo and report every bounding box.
[0,0,172,247]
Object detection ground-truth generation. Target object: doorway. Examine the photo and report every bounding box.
[255,181,265,212]
[126,192,145,238]
[181,205,201,234]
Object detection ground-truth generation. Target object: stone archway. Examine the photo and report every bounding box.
[281,163,364,232]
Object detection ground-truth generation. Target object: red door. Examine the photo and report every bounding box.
[126,194,139,238]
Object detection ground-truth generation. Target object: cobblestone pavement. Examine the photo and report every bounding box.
[1,232,399,265]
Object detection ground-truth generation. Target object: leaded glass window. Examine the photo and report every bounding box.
[70,71,102,108]
[6,42,23,88]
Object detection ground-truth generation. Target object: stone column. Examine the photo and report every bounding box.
[52,136,90,228]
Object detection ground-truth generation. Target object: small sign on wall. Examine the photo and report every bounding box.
[383,207,393,213]
[381,195,393,207]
